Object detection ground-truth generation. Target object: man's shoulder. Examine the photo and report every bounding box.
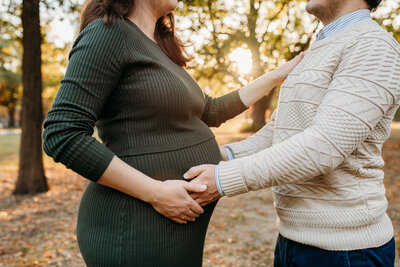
[349,20,400,53]
[313,20,398,53]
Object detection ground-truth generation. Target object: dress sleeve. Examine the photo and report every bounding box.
[224,110,277,158]
[201,89,248,127]
[42,20,126,182]
[218,37,400,197]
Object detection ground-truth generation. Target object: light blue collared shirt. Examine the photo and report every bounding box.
[316,9,371,41]
[225,147,235,160]
[215,9,372,197]
[215,147,233,196]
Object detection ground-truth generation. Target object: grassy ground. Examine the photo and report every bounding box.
[0,121,399,266]
[0,134,20,170]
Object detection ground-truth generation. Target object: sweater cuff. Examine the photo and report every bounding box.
[215,164,225,196]
[86,141,115,182]
[224,143,252,159]
[218,160,248,197]
[231,89,249,112]
[216,89,249,122]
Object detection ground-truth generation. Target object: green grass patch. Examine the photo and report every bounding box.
[0,134,20,168]
[0,130,100,172]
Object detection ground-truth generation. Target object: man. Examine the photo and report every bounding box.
[184,0,400,266]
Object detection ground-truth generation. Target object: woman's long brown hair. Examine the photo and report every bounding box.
[79,0,191,67]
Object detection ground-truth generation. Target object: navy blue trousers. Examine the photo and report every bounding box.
[274,234,395,267]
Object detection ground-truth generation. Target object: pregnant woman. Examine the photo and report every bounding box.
[42,0,303,266]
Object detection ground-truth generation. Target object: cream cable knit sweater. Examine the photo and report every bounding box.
[220,19,400,251]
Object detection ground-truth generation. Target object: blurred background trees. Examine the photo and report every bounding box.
[177,0,400,129]
[0,8,22,129]
[0,0,399,194]
[1,0,80,194]
[178,0,319,130]
[0,68,20,128]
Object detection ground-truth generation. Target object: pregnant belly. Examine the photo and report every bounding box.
[118,137,222,181]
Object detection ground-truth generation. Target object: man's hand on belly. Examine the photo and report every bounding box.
[184,165,221,206]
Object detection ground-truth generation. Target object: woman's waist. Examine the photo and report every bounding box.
[99,124,216,157]
[118,137,222,181]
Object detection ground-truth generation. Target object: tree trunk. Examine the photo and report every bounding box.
[7,106,15,128]
[13,0,48,194]
[250,87,277,130]
[248,62,276,130]
[251,96,268,128]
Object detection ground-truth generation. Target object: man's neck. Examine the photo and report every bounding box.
[321,5,369,26]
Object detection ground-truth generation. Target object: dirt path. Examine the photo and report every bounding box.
[0,120,399,266]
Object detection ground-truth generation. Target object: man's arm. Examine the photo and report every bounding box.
[186,36,400,202]
[223,110,277,159]
[218,37,400,196]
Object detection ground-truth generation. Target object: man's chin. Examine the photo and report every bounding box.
[305,3,317,15]
[306,2,324,19]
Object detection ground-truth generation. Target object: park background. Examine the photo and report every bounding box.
[1,0,400,266]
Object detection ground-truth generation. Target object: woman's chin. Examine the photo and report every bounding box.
[158,0,178,16]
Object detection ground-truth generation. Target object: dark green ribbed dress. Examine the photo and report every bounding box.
[42,18,247,267]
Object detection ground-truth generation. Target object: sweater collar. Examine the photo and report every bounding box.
[316,9,372,41]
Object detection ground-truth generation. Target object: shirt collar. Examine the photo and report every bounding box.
[316,9,372,41]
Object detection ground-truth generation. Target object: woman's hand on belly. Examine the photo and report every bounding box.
[96,155,207,224]
[149,180,208,224]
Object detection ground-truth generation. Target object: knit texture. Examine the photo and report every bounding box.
[42,18,247,182]
[221,19,400,250]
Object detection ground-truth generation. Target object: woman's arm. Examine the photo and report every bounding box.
[201,53,304,127]
[42,20,203,224]
[98,156,206,224]
[238,52,304,108]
